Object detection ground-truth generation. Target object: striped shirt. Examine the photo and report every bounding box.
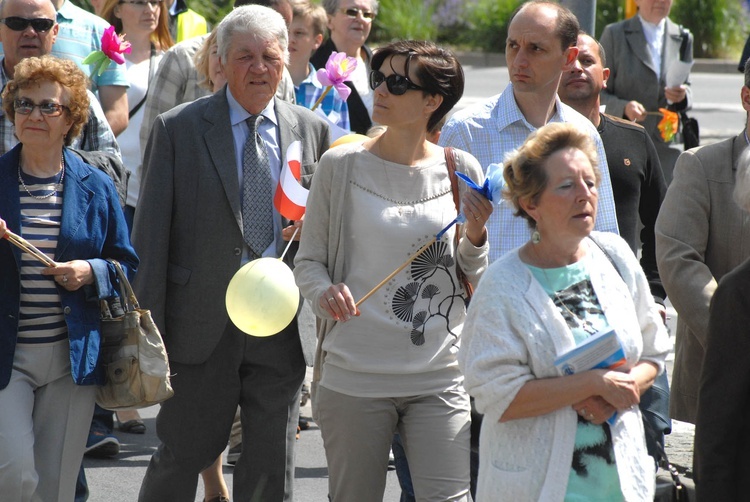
[439,82,619,262]
[17,174,66,344]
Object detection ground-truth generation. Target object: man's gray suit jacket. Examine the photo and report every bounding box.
[132,88,330,365]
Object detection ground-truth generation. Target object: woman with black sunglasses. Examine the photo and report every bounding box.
[295,40,492,502]
[311,0,378,135]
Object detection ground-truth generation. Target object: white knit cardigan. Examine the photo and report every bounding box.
[459,231,671,501]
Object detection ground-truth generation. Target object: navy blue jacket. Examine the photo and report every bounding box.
[0,145,138,389]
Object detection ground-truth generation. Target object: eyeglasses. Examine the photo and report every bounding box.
[118,0,163,7]
[14,99,68,117]
[0,17,55,32]
[339,7,375,21]
[369,70,424,95]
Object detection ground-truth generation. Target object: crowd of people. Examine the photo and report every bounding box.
[0,0,747,500]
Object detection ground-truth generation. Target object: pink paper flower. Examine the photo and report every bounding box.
[316,51,357,102]
[101,25,131,65]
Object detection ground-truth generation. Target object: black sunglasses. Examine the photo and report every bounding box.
[369,70,424,95]
[369,52,424,95]
[0,17,55,32]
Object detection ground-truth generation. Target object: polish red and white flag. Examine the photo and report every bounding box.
[273,141,307,220]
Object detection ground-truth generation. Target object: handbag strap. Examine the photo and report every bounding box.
[128,43,156,120]
[444,147,473,300]
[107,259,140,311]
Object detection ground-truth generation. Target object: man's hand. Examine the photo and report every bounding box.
[664,84,687,104]
[281,219,303,241]
[624,100,647,122]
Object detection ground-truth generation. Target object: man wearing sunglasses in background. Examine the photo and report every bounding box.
[311,0,377,134]
[0,0,120,159]
[0,0,132,136]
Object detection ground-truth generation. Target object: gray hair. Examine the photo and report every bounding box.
[217,5,288,64]
[734,147,750,212]
[321,0,378,16]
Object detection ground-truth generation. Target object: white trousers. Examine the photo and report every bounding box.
[0,341,96,502]
[316,385,472,502]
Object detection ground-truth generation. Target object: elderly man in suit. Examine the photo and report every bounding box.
[600,0,693,183]
[132,5,330,501]
[655,61,750,426]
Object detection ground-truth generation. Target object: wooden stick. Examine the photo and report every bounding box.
[355,237,436,307]
[279,225,301,262]
[3,230,56,267]
[310,86,333,112]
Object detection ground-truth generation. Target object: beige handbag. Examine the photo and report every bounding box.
[96,260,174,410]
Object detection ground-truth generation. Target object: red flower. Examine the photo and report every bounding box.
[100,25,131,65]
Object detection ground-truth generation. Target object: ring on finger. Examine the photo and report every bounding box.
[327,297,336,303]
[588,413,595,420]
[580,408,587,417]
[62,275,68,283]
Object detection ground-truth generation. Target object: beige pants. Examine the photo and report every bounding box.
[316,385,471,502]
[0,341,96,502]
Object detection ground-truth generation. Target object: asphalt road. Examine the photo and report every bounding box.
[82,61,727,500]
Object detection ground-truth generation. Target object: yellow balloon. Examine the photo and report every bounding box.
[225,257,300,337]
[330,133,369,149]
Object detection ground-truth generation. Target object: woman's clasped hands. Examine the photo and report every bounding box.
[572,369,641,425]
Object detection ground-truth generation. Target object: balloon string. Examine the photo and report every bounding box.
[279,225,301,262]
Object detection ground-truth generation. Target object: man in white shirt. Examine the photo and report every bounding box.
[439,0,619,263]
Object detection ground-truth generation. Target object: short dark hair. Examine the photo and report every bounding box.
[371,40,464,133]
[509,1,579,52]
[744,58,750,88]
[579,30,606,67]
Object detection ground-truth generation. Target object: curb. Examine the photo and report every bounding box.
[453,51,740,74]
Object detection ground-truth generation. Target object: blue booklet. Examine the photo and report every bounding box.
[553,329,626,425]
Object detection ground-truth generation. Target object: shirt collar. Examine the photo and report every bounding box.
[638,15,665,44]
[496,82,566,132]
[56,0,74,22]
[226,86,277,128]
[298,63,323,88]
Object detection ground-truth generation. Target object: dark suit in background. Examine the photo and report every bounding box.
[132,8,330,500]
[600,15,693,183]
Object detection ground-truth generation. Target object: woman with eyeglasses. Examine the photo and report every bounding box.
[310,0,378,135]
[295,40,492,501]
[0,55,138,502]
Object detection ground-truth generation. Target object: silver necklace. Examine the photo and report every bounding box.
[18,154,65,200]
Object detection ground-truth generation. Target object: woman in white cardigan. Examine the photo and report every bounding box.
[295,40,492,501]
[459,123,671,501]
